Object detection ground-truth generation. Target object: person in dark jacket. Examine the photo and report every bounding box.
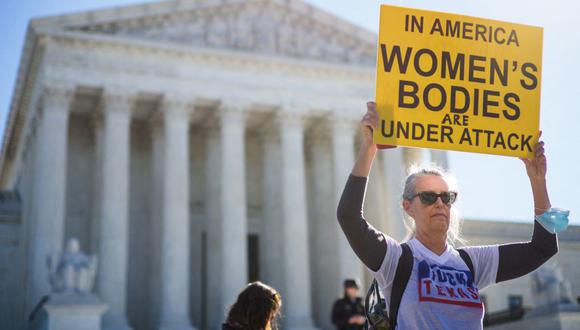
[223,281,282,330]
[331,279,366,330]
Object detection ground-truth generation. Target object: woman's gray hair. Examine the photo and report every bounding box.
[401,163,466,247]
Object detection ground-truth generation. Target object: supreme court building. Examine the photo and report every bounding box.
[1,1,579,330]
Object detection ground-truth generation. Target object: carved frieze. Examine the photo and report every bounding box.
[68,1,376,66]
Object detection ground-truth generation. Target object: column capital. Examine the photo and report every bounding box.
[99,90,137,115]
[41,84,74,113]
[162,96,190,110]
[330,112,359,132]
[275,107,308,131]
[161,96,193,116]
[217,101,248,120]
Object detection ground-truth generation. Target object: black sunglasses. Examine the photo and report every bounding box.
[410,191,458,205]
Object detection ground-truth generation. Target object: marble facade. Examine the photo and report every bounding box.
[0,1,414,329]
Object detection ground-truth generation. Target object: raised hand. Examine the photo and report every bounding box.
[520,131,547,182]
[361,101,380,147]
[519,131,551,215]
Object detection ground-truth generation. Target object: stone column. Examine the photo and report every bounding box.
[158,99,195,330]
[307,134,340,330]
[150,121,164,328]
[90,116,103,257]
[97,92,133,330]
[27,84,72,311]
[205,128,223,330]
[381,149,408,242]
[430,150,449,169]
[278,110,317,330]
[403,148,423,169]
[261,129,284,295]
[219,104,248,315]
[331,115,363,283]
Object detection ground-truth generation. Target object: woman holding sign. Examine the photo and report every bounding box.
[336,102,567,329]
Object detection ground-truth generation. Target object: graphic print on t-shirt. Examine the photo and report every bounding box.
[418,260,483,308]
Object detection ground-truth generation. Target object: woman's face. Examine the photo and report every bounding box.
[403,175,452,238]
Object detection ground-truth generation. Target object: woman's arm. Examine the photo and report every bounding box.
[496,221,557,282]
[337,175,386,272]
[496,133,558,282]
[336,102,392,272]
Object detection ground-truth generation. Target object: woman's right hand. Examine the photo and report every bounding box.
[520,131,547,184]
[361,101,379,147]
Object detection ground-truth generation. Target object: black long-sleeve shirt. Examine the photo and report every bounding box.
[336,175,558,281]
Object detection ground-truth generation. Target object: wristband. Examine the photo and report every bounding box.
[535,208,570,234]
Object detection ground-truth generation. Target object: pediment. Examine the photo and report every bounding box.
[36,0,376,66]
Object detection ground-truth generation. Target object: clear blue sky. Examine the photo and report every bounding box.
[1,0,578,224]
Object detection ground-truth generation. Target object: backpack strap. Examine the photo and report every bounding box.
[457,248,476,280]
[388,242,413,329]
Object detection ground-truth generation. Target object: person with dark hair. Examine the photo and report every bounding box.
[223,281,282,330]
[331,279,366,330]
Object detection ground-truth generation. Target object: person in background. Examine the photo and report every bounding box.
[223,281,282,330]
[331,279,366,330]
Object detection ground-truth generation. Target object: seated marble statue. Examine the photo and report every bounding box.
[47,238,98,294]
[531,263,575,307]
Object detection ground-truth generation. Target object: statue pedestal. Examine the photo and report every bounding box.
[37,293,108,330]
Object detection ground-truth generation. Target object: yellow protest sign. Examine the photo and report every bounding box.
[374,5,543,158]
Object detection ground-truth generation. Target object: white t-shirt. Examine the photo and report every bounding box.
[371,236,499,329]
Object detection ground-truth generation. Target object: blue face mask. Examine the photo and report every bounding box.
[535,208,570,234]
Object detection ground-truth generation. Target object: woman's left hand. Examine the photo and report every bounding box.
[520,131,546,182]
